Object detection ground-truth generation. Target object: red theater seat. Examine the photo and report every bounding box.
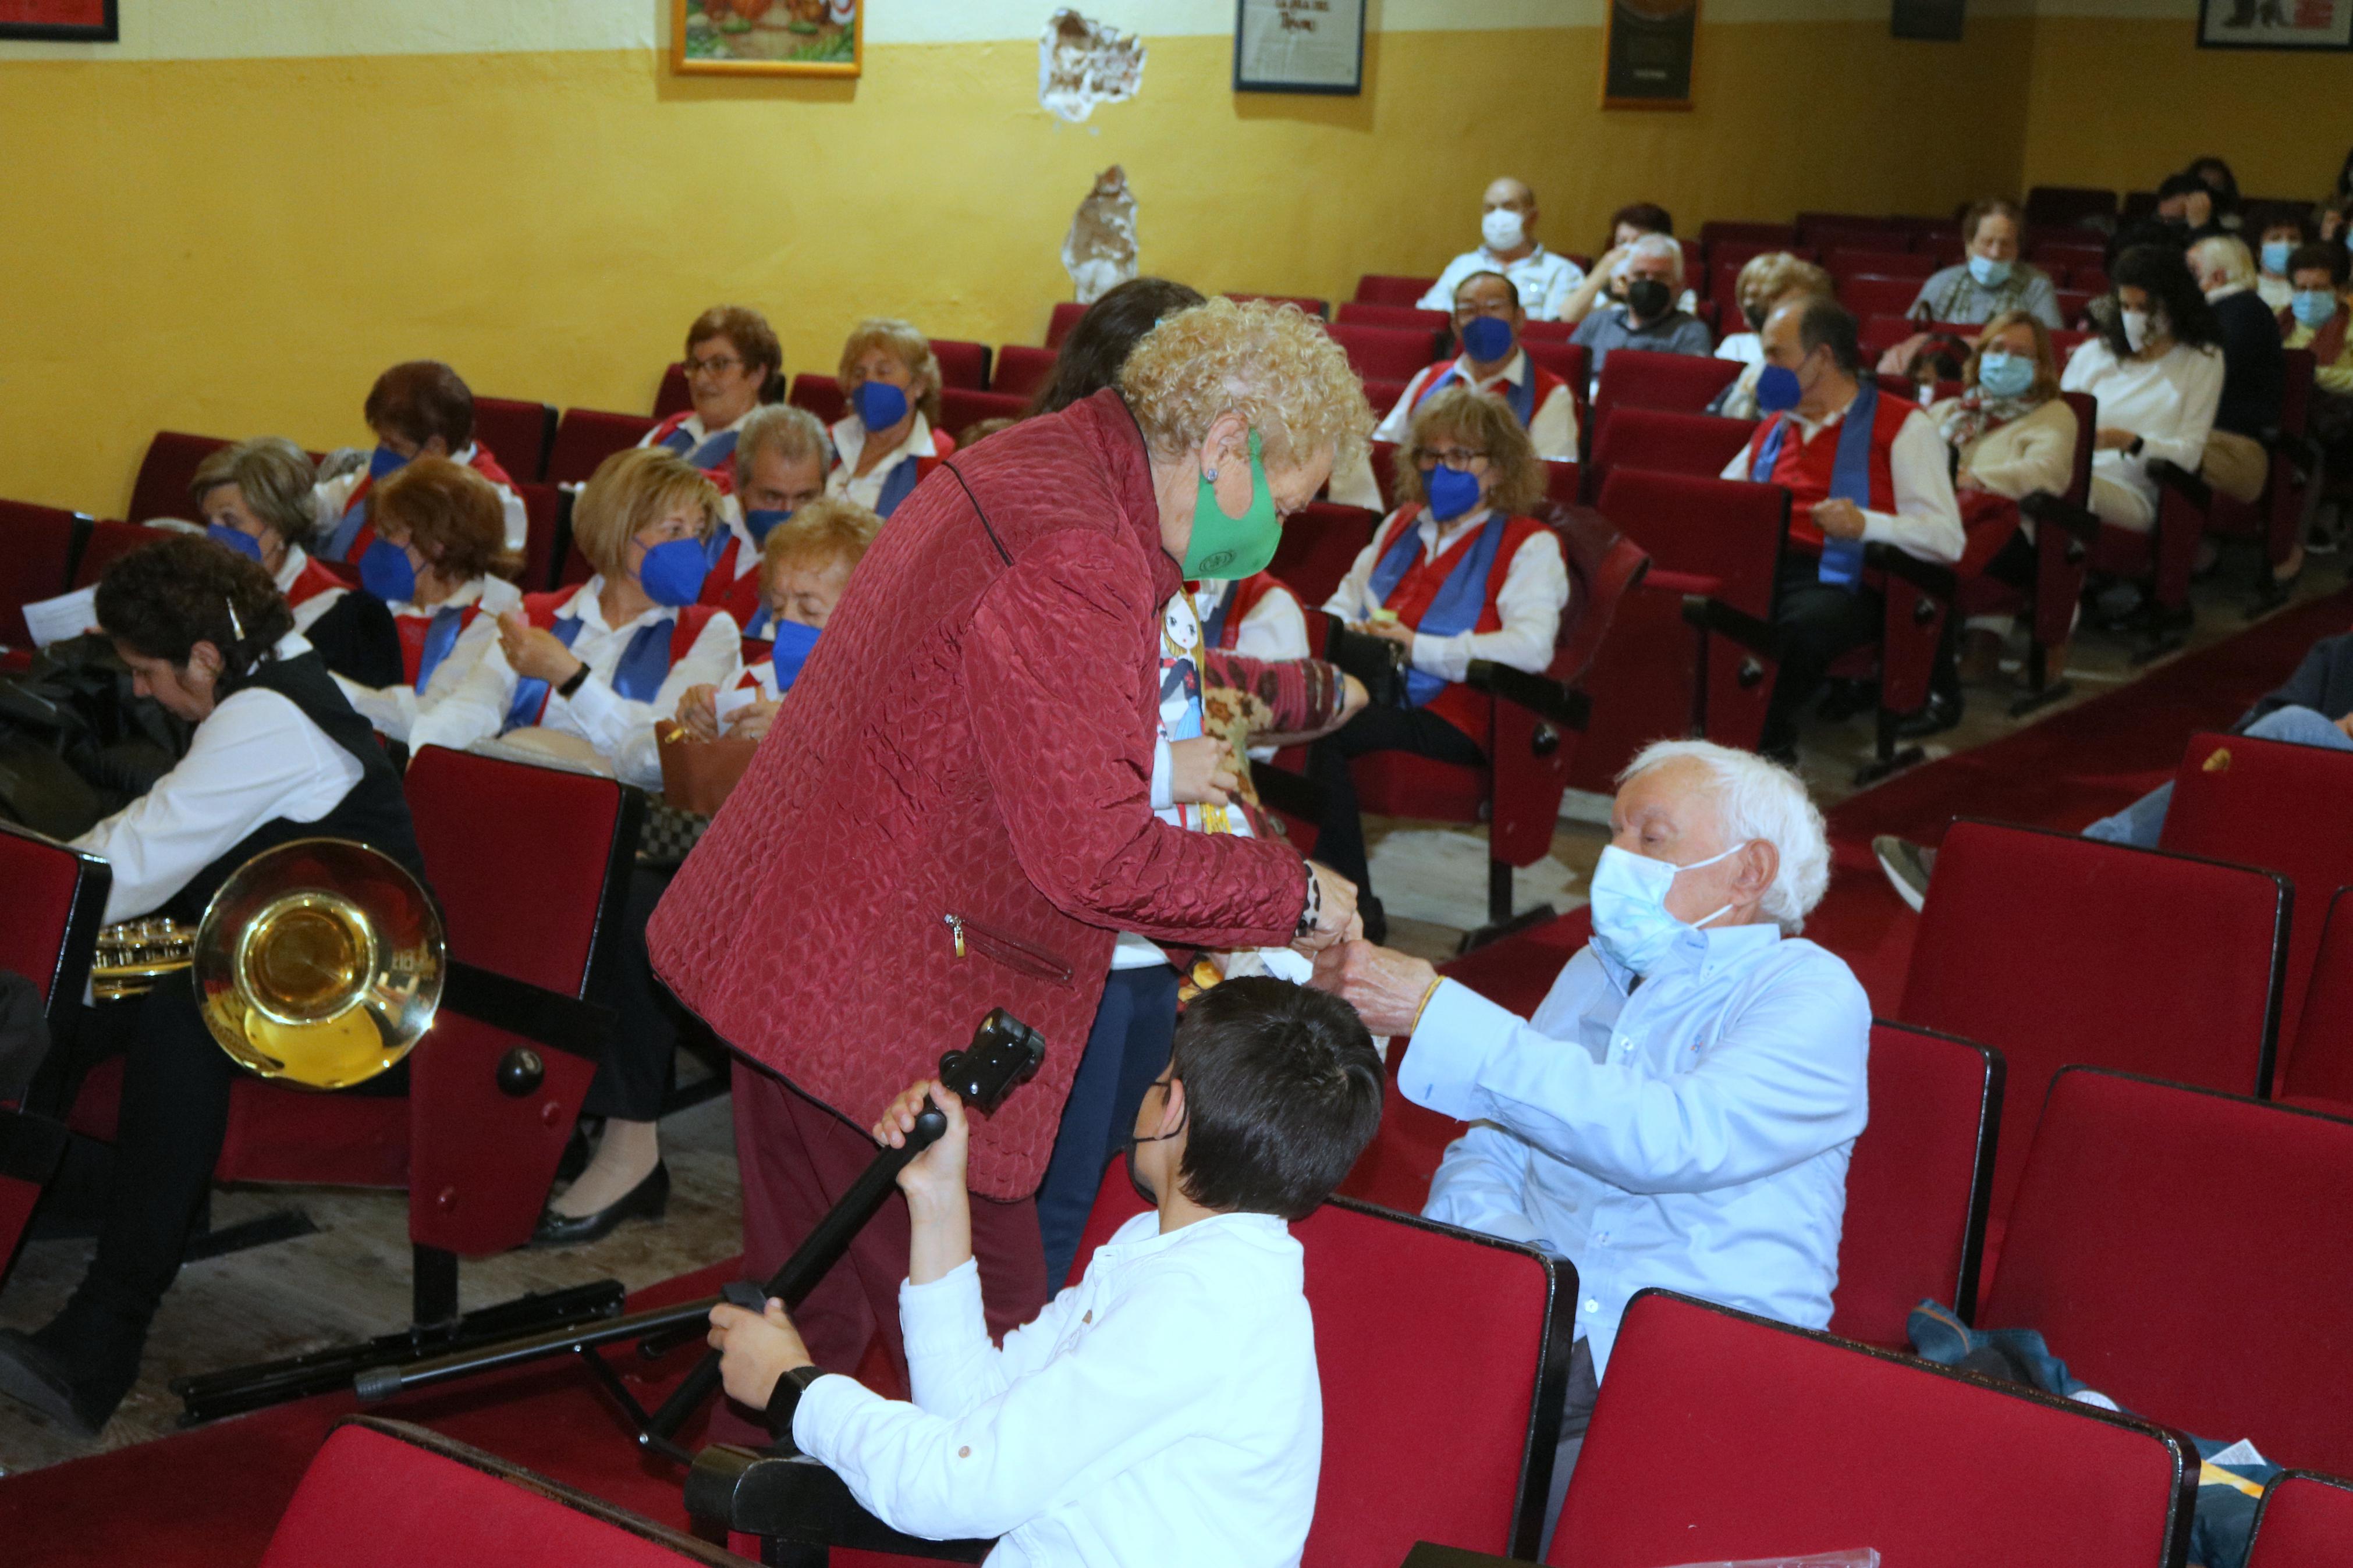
[126,430,231,524]
[513,481,564,592]
[0,499,87,650]
[1583,406,1755,500]
[1699,221,1800,251]
[786,373,848,427]
[938,386,1026,438]
[2280,888,2353,1109]
[1329,321,1445,382]
[71,520,164,589]
[1225,292,1328,319]
[1826,247,1938,280]
[1044,301,1088,349]
[260,1417,733,1567]
[1984,1068,2353,1476]
[1553,1290,2194,1568]
[1354,273,1440,307]
[473,397,556,485]
[927,338,992,392]
[2248,1471,2353,1568]
[1335,301,1450,333]
[652,362,692,419]
[1590,349,1738,418]
[1840,273,1930,317]
[2026,186,2120,228]
[546,408,658,486]
[2189,349,2317,596]
[0,824,109,1293]
[1985,389,2098,715]
[1898,820,2287,1237]
[989,343,1056,398]
[1269,500,1376,609]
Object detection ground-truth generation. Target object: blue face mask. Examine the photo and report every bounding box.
[743,507,793,546]
[1967,254,2013,288]
[368,444,410,482]
[636,536,712,607]
[1460,314,1516,364]
[359,538,418,603]
[1755,363,1802,414]
[1975,350,2035,400]
[769,617,822,694]
[1425,463,1483,522]
[2262,240,2295,276]
[2292,289,2340,329]
[1587,841,1745,976]
[854,379,910,432]
[207,523,266,563]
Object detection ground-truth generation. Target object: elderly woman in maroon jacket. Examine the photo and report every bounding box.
[647,297,1372,1398]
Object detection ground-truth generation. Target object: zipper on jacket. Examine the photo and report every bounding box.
[943,912,1074,986]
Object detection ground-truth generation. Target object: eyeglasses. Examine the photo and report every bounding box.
[1417,446,1488,468]
[684,355,744,378]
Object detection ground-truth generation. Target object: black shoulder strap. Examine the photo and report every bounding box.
[941,461,1013,567]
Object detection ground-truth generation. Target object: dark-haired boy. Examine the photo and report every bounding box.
[707,977,1385,1567]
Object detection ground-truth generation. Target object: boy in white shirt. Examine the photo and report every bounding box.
[707,977,1386,1567]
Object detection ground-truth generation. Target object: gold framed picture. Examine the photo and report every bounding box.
[672,0,863,77]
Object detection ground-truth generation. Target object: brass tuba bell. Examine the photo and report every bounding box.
[188,838,447,1090]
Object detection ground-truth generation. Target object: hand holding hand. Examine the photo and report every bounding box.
[873,1079,968,1209]
[707,1297,812,1410]
[1291,861,1360,955]
[1168,735,1240,805]
[498,611,587,687]
[1811,498,1867,541]
[1309,939,1440,1035]
[675,684,719,741]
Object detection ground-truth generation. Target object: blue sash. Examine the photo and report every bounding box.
[413,606,466,693]
[1365,513,1510,709]
[1196,582,1233,651]
[320,495,369,562]
[661,424,740,471]
[501,614,677,732]
[741,604,773,641]
[1415,360,1536,426]
[875,453,925,518]
[1749,379,1878,591]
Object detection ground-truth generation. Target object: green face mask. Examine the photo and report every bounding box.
[1181,429,1282,579]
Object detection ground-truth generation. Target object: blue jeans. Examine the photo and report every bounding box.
[1035,964,1180,1292]
[2084,706,2353,848]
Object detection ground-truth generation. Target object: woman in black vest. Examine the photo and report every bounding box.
[0,536,425,1436]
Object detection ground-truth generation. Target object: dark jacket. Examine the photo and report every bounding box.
[2211,287,2286,439]
[2241,630,2353,730]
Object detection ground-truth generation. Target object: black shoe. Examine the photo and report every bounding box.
[0,1327,130,1438]
[531,1161,669,1248]
[1815,678,1877,723]
[1892,689,1964,741]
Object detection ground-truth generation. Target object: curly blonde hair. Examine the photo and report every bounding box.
[1392,386,1547,516]
[1735,253,1833,328]
[838,318,943,426]
[571,447,721,579]
[1118,297,1373,471]
[761,496,882,580]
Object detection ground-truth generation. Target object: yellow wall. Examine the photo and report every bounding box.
[1,20,2033,515]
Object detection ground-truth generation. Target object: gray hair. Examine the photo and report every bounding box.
[2189,234,2256,290]
[1623,232,1685,272]
[1618,739,1832,931]
[187,436,320,546]
[733,403,829,488]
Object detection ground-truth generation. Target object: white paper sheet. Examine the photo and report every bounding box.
[21,586,98,648]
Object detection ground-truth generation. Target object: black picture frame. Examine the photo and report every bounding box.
[1233,0,1367,96]
[1602,0,1699,110]
[2197,0,2353,48]
[0,0,118,42]
[1892,0,1967,41]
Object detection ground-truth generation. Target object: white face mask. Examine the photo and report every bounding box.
[2121,308,2155,354]
[1587,841,1747,976]
[1482,207,1527,253]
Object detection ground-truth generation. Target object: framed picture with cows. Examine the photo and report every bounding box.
[673,0,863,75]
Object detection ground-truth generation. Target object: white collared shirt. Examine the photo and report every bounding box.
[1716,394,1967,564]
[795,1211,1321,1568]
[1371,349,1580,460]
[333,574,523,742]
[1419,244,1587,321]
[1323,506,1571,684]
[1403,923,1871,1375]
[828,413,935,513]
[408,575,738,789]
[72,634,363,926]
[313,443,529,554]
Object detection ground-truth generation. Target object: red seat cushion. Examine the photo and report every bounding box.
[927,339,991,392]
[787,373,848,428]
[1354,274,1439,308]
[1591,348,1740,419]
[472,397,555,485]
[990,344,1057,399]
[1328,322,1445,382]
[2282,888,2353,1106]
[2248,1471,2353,1568]
[126,431,232,524]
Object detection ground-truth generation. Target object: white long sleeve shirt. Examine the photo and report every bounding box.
[828,413,936,513]
[1323,507,1571,683]
[72,634,363,926]
[793,1214,1322,1567]
[407,575,737,789]
[1716,398,1967,565]
[333,575,522,742]
[313,443,529,554]
[1404,923,1871,1375]
[1418,244,1586,321]
[2059,338,2226,515]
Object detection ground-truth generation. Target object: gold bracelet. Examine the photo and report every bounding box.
[1410,975,1446,1033]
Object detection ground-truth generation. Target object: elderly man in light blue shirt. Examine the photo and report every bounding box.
[1313,738,1868,1541]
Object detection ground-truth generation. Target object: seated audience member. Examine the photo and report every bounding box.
[1313,739,1865,1534]
[315,360,527,561]
[1028,277,1208,417]
[2255,214,2309,311]
[1878,626,2353,908]
[1712,254,1833,418]
[2185,155,2242,230]
[2283,241,2353,417]
[2189,237,2289,546]
[337,457,524,742]
[0,538,427,1434]
[1191,572,1308,662]
[699,403,831,631]
[1568,233,1713,381]
[1377,272,1578,458]
[956,415,1020,449]
[2154,170,2226,244]
[705,977,1385,1568]
[828,318,953,517]
[641,304,787,476]
[194,438,403,688]
[1416,177,1586,322]
[1315,386,1571,941]
[410,447,737,790]
[1722,297,1964,760]
[1908,198,2064,329]
[1557,202,1688,326]
[1923,312,2079,696]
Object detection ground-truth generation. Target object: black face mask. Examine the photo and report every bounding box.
[1122,1093,1188,1205]
[1626,279,1673,320]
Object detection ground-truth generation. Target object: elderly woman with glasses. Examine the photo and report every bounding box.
[1312,385,1572,943]
[641,305,788,476]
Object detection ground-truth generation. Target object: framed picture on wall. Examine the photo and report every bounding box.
[2198,0,2353,49]
[1234,0,1367,95]
[0,0,118,42]
[672,0,862,76]
[1602,0,1699,109]
[1891,0,1966,41]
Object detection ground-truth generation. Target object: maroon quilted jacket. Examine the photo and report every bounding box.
[647,389,1309,1197]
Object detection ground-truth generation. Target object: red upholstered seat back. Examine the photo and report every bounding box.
[0,825,107,1013]
[1594,469,1784,623]
[546,408,658,486]
[473,397,556,484]
[0,500,83,650]
[2160,731,2353,1065]
[2248,1471,2353,1568]
[259,1418,731,1567]
[1225,292,1328,319]
[989,343,1056,398]
[1073,1164,1571,1564]
[786,372,848,427]
[938,387,1027,438]
[1334,301,1450,333]
[72,520,162,590]
[652,363,693,419]
[1591,349,1740,417]
[1898,820,2285,1229]
[1985,1069,2353,1475]
[1830,1022,1999,1347]
[926,338,991,391]
[1353,273,1440,307]
[514,481,563,593]
[1840,275,1930,317]
[2283,888,2353,1107]
[126,431,231,524]
[1699,221,1800,250]
[1044,301,1088,350]
[1553,1290,2193,1568]
[1270,502,1376,609]
[1586,406,1756,499]
[1328,322,1444,382]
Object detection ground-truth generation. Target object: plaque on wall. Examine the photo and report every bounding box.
[1234,0,1367,95]
[1603,0,1699,110]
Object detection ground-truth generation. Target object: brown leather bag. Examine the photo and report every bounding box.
[656,725,759,816]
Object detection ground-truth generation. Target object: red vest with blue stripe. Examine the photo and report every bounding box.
[1365,507,1549,739]
[1187,573,1288,652]
[1408,357,1570,432]
[327,446,519,564]
[393,603,485,692]
[1740,387,1911,554]
[503,591,719,731]
[647,414,741,492]
[698,532,768,631]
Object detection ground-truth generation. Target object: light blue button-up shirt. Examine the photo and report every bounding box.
[1400,922,1870,1375]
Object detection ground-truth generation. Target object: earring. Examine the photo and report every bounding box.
[1203,467,1219,481]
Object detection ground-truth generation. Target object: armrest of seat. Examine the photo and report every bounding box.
[685,1445,995,1562]
[1678,595,1781,661]
[2149,457,2213,513]
[1863,541,1958,602]
[2018,490,2102,547]
[1466,660,1590,731]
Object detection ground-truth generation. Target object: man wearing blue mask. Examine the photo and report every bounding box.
[1376,273,1579,460]
[697,404,831,634]
[2255,219,2307,312]
[1909,199,2063,329]
[1312,738,1868,1552]
[1417,177,1585,322]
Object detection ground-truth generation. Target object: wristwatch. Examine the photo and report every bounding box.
[1294,861,1323,939]
[764,1362,835,1441]
[556,662,591,699]
[2126,435,2146,460]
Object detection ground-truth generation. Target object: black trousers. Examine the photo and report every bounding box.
[1305,703,1485,901]
[1539,1337,1602,1554]
[1762,559,1884,758]
[581,863,684,1123]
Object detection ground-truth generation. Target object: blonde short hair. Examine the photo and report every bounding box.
[760,497,882,583]
[1393,386,1548,516]
[839,318,943,426]
[1736,253,1834,324]
[189,437,317,545]
[1966,309,2063,404]
[1119,296,1373,471]
[734,403,830,488]
[571,448,721,579]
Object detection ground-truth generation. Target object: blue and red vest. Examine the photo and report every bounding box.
[1742,381,1911,588]
[394,603,485,693]
[698,529,768,632]
[1364,507,1549,739]
[1188,573,1289,652]
[321,445,518,564]
[1409,355,1570,432]
[647,413,743,487]
[501,589,720,733]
